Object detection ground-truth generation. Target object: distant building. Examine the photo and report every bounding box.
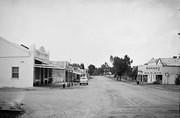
[138,58,180,84]
[50,61,74,84]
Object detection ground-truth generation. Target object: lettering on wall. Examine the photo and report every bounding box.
[139,66,162,75]
[146,67,160,71]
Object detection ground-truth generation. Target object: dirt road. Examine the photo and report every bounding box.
[1,76,179,118]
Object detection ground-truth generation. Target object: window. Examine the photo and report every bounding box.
[12,67,19,78]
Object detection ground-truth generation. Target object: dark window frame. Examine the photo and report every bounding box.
[12,67,19,79]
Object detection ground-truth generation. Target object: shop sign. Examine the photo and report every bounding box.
[34,49,49,62]
[144,72,161,75]
[146,67,160,71]
[142,66,162,75]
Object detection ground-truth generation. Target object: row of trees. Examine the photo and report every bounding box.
[88,55,137,80]
[88,62,110,75]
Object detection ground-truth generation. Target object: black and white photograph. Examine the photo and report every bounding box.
[0,0,180,118]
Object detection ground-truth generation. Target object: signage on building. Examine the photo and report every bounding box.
[146,67,160,71]
[138,65,162,75]
[144,72,161,74]
[34,47,49,62]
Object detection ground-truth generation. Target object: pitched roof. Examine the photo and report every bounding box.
[0,37,31,57]
[147,58,158,64]
[159,58,180,66]
[0,37,30,53]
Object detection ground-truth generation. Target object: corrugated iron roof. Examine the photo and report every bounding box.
[159,58,180,66]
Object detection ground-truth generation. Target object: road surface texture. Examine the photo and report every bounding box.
[0,76,180,118]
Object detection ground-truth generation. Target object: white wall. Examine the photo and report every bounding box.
[0,57,34,88]
[161,66,180,84]
[138,65,180,84]
[0,37,34,88]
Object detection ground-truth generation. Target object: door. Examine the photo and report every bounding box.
[156,75,162,84]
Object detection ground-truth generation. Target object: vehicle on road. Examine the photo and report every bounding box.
[80,76,88,85]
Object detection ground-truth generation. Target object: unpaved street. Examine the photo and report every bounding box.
[1,76,179,118]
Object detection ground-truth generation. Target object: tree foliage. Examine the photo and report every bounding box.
[101,62,110,74]
[93,67,103,75]
[129,66,138,80]
[110,55,133,80]
[88,64,96,75]
[89,62,111,75]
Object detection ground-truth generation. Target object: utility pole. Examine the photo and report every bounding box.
[178,29,180,113]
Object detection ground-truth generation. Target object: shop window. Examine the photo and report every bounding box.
[12,67,19,79]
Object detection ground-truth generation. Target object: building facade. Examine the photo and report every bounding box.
[0,37,61,87]
[51,61,73,84]
[0,37,87,88]
[0,37,34,87]
[138,58,180,84]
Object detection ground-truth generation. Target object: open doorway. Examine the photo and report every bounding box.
[156,75,162,84]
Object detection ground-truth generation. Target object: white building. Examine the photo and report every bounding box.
[138,58,180,84]
[0,37,34,87]
[0,37,88,87]
[0,37,61,88]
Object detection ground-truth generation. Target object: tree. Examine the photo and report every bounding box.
[101,62,110,75]
[112,56,125,80]
[110,55,133,80]
[93,67,103,75]
[88,64,96,75]
[123,55,133,75]
[129,66,138,80]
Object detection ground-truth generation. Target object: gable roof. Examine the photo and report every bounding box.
[146,58,158,65]
[0,37,31,56]
[158,58,180,67]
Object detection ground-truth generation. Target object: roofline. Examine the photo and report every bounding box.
[157,58,164,66]
[0,56,31,58]
[0,37,31,55]
[162,65,180,67]
[158,58,180,67]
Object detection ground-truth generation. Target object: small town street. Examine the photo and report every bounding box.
[0,76,180,118]
[1,1,180,118]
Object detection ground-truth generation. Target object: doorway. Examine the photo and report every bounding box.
[156,75,162,84]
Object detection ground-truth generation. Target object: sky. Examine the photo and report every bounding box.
[0,0,180,67]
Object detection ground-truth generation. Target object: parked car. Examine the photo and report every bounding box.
[80,76,88,85]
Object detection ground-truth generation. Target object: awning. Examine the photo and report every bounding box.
[34,57,49,64]
[73,71,82,75]
[34,64,64,69]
